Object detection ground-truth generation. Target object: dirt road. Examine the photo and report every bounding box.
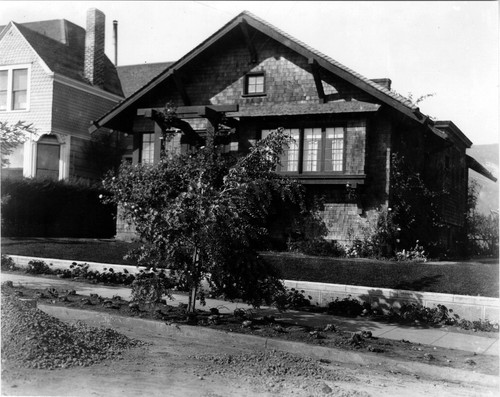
[2,315,498,397]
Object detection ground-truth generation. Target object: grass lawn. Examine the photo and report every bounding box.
[1,238,139,265]
[2,238,498,298]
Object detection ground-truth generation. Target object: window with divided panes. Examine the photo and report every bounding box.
[262,126,345,173]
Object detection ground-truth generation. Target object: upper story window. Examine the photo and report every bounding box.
[244,73,265,95]
[262,126,346,174]
[0,66,29,112]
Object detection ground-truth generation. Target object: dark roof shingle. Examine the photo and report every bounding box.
[117,62,173,97]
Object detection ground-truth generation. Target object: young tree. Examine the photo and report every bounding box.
[0,121,36,168]
[103,117,304,313]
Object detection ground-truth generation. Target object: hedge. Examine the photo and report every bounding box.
[1,178,116,238]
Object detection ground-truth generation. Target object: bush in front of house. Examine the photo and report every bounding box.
[26,260,54,275]
[1,255,19,271]
[287,238,345,257]
[1,178,116,238]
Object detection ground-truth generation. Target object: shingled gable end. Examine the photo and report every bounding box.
[91,11,496,252]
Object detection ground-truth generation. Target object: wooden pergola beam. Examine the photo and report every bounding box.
[151,109,204,146]
[309,58,325,104]
[138,104,238,119]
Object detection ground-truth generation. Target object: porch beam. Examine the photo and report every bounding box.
[138,104,238,119]
[151,110,204,146]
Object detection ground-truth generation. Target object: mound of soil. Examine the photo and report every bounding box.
[192,350,371,396]
[1,294,146,369]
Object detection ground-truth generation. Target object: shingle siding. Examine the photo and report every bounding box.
[0,25,53,135]
[52,81,119,140]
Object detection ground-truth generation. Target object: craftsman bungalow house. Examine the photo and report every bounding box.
[0,8,123,181]
[91,11,496,250]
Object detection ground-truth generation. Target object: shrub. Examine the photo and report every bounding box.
[1,255,19,271]
[457,318,499,332]
[26,260,53,275]
[287,238,345,257]
[273,288,312,311]
[395,241,428,262]
[345,208,400,259]
[53,263,135,285]
[394,303,456,325]
[1,178,116,238]
[327,295,368,317]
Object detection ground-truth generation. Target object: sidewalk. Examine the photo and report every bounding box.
[2,272,498,356]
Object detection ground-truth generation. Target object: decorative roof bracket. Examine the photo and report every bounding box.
[309,58,326,104]
[240,19,258,64]
[172,70,191,106]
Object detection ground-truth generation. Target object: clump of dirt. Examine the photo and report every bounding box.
[1,294,147,370]
[193,349,339,379]
[191,350,369,396]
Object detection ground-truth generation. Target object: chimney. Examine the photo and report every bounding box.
[371,78,392,91]
[113,20,118,66]
[84,8,105,87]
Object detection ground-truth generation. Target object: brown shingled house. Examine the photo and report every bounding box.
[0,8,124,181]
[91,11,496,251]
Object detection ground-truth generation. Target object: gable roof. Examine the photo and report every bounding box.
[117,62,173,97]
[90,10,428,132]
[1,20,123,97]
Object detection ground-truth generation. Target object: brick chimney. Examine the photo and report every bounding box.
[371,78,392,90]
[84,8,105,87]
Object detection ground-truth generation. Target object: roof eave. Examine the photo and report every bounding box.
[467,155,497,182]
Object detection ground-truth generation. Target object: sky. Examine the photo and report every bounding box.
[1,1,498,145]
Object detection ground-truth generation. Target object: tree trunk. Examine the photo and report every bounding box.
[188,284,197,313]
[187,247,200,313]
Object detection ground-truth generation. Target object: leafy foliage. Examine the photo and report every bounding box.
[393,303,456,325]
[26,260,53,275]
[1,255,19,271]
[0,121,36,168]
[327,296,369,317]
[130,270,173,306]
[389,154,446,254]
[287,238,345,258]
[346,207,401,259]
[102,112,306,312]
[395,241,428,262]
[273,288,312,312]
[465,179,499,257]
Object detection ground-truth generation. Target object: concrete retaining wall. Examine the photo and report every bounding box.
[284,280,500,323]
[6,255,499,322]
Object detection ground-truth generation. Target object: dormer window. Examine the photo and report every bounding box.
[244,73,265,95]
